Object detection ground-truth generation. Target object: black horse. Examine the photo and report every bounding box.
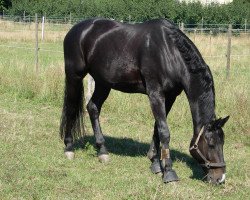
[60,18,229,184]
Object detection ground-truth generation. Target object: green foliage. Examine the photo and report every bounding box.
[0,0,3,10]
[5,0,250,26]
[0,0,11,10]
[227,0,250,26]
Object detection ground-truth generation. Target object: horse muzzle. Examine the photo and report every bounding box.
[207,173,226,184]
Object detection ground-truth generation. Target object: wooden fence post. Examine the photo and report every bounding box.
[35,14,39,73]
[86,75,95,104]
[41,16,45,41]
[194,29,196,43]
[245,19,247,33]
[23,11,26,21]
[209,30,212,56]
[226,24,232,79]
[181,22,184,32]
[201,17,204,34]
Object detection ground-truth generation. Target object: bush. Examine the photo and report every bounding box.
[6,0,250,26]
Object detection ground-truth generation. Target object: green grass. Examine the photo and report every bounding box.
[0,22,249,199]
[0,90,249,199]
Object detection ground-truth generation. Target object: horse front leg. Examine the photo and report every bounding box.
[87,83,111,162]
[148,93,179,183]
[148,95,177,175]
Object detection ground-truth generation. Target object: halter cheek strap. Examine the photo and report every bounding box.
[190,126,226,169]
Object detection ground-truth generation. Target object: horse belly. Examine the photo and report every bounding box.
[110,67,146,93]
[90,60,146,93]
[111,81,146,93]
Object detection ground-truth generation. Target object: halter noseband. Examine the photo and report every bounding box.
[189,126,226,169]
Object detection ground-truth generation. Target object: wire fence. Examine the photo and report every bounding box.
[0,16,249,80]
[0,15,249,102]
[1,13,250,30]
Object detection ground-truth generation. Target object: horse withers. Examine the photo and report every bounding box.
[59,18,229,184]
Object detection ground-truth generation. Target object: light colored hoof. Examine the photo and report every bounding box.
[65,151,74,160]
[156,172,163,177]
[98,154,109,163]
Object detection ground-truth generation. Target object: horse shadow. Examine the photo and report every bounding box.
[73,134,204,180]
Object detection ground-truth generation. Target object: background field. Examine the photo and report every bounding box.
[0,20,249,199]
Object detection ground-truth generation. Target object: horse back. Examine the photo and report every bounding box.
[64,18,188,94]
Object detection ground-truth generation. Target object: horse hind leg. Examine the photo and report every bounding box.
[87,83,111,163]
[147,122,162,174]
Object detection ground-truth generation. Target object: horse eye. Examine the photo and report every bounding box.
[208,143,215,148]
[208,138,215,148]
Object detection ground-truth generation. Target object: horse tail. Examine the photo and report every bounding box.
[59,27,87,143]
[59,76,85,142]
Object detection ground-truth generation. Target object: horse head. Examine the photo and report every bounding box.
[190,116,229,184]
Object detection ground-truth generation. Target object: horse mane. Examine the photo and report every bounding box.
[161,19,216,121]
[160,20,214,93]
[176,30,213,90]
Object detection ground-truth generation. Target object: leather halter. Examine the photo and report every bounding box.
[190,126,226,169]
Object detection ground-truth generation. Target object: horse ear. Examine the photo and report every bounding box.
[215,116,230,128]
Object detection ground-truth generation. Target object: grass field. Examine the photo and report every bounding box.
[0,20,249,199]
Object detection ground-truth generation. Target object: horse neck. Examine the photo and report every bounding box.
[184,73,216,136]
[173,28,216,136]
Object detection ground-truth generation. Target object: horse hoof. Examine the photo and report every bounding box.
[65,151,74,160]
[98,154,109,163]
[163,170,179,183]
[150,160,162,174]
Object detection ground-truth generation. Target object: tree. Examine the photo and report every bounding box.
[227,0,250,26]
[0,0,12,11]
[4,0,250,27]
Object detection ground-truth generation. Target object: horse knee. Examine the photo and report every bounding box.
[161,134,170,144]
[156,121,170,141]
[158,129,170,144]
[87,100,98,118]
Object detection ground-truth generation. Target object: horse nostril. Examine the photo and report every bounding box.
[207,175,212,183]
